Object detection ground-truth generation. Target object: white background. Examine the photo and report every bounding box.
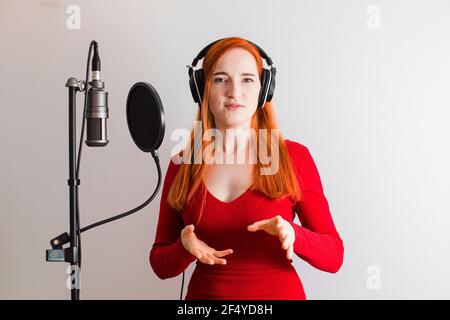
[1,0,449,299]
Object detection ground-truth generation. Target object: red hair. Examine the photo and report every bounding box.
[168,37,302,224]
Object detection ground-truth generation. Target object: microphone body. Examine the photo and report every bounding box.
[86,80,108,146]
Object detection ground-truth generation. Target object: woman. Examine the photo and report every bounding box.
[150,37,344,300]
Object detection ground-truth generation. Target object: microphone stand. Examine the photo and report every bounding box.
[45,42,164,301]
[46,77,85,300]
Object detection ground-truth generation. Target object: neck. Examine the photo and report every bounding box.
[213,123,254,164]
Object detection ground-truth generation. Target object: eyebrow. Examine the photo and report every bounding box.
[212,71,257,77]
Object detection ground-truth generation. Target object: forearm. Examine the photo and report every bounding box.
[289,221,344,273]
[150,237,197,279]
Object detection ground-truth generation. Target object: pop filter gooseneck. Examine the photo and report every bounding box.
[76,82,166,232]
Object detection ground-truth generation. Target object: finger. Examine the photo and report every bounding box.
[182,224,195,235]
[214,257,228,265]
[287,231,295,247]
[248,219,270,229]
[202,253,227,265]
[206,253,216,265]
[278,226,288,240]
[280,225,293,243]
[247,219,270,231]
[286,244,293,260]
[214,249,234,257]
[196,251,212,265]
[281,231,295,250]
[282,235,293,250]
[281,238,289,250]
[270,215,284,231]
[198,255,213,265]
[274,215,283,226]
[283,231,293,245]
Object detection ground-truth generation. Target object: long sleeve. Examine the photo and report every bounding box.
[149,159,197,279]
[288,143,344,273]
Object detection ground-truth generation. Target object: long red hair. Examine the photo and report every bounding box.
[168,37,302,224]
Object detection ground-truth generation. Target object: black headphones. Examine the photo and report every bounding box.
[187,38,276,109]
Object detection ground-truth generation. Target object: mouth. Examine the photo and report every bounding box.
[225,103,244,109]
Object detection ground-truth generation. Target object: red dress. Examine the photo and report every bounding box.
[150,139,344,299]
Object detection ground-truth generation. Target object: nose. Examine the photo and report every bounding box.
[226,78,242,99]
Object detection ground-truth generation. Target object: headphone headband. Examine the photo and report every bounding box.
[190,38,274,68]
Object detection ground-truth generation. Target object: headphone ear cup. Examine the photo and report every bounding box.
[195,69,205,104]
[189,74,199,103]
[189,68,205,104]
[266,67,276,102]
[258,69,270,108]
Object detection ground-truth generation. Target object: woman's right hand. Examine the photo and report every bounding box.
[181,224,233,265]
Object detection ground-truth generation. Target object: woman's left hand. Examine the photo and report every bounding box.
[247,215,295,260]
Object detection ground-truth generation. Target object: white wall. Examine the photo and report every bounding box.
[1,0,449,299]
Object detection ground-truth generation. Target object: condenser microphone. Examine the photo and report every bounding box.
[85,41,109,147]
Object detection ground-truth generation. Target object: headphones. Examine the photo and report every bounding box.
[187,38,276,109]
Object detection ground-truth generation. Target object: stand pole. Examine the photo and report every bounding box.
[66,77,82,300]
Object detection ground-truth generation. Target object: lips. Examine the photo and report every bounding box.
[225,103,243,109]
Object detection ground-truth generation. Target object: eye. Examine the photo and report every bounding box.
[243,78,254,83]
[213,77,227,83]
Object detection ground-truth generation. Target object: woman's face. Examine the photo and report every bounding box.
[208,48,261,131]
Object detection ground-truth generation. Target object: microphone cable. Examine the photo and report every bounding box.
[180,271,185,300]
[73,40,96,269]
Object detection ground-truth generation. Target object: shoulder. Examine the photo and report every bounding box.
[284,138,309,158]
[284,138,314,172]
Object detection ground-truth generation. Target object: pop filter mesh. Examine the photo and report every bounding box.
[126,82,165,153]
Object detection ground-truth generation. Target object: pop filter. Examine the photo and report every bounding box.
[126,82,165,153]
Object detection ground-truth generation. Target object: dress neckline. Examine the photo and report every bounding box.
[202,180,252,205]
